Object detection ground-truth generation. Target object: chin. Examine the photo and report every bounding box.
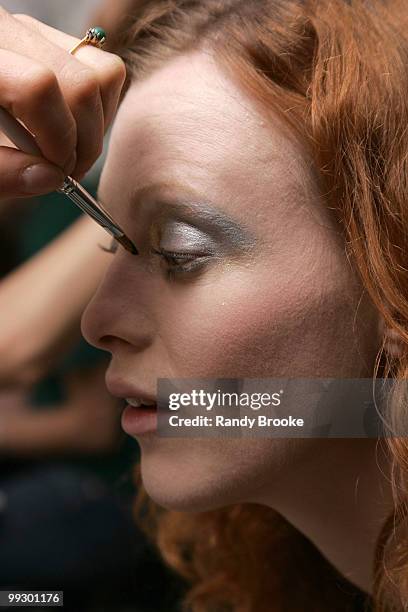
[139,457,230,512]
[137,439,251,513]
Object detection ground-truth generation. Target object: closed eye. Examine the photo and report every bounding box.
[152,248,197,265]
[151,247,212,277]
[97,239,212,278]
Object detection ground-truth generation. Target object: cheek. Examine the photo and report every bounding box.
[138,259,374,511]
[154,260,372,378]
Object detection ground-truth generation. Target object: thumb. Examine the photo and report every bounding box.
[0,146,65,200]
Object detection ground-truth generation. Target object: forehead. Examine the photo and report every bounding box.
[118,50,263,145]
[109,51,306,177]
[104,50,323,228]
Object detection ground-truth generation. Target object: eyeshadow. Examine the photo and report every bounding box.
[148,199,257,254]
[187,204,250,241]
[158,221,218,253]
[119,182,258,255]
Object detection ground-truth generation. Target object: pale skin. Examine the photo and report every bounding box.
[81,50,394,594]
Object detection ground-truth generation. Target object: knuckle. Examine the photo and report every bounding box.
[70,69,100,105]
[105,55,127,88]
[23,66,58,103]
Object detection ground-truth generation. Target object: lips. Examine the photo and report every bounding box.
[106,378,158,436]
[105,376,157,405]
[121,403,158,436]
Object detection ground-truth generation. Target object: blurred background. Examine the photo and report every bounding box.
[0,2,186,610]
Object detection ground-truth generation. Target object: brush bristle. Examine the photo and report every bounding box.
[117,235,138,255]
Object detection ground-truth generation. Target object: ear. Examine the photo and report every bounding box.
[378,315,406,359]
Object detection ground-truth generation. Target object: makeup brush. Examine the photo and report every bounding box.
[0,106,138,255]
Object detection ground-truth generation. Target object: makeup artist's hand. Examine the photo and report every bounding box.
[0,6,126,199]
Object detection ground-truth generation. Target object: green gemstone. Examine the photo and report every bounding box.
[91,27,106,42]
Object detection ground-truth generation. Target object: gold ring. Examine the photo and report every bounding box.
[69,27,107,55]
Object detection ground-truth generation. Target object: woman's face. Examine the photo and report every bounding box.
[82,51,381,511]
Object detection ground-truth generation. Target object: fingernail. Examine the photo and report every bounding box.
[21,163,65,194]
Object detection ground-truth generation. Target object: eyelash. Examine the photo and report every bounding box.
[151,247,206,277]
[98,240,207,277]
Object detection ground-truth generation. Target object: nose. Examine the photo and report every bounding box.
[81,256,154,354]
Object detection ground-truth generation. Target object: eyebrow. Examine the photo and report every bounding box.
[127,183,257,251]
